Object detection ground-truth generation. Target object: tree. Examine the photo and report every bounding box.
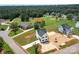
[10,22,19,34]
[20,13,29,22]
[34,18,45,29]
[33,43,41,54]
[67,14,73,20]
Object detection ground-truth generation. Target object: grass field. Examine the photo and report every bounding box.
[3,43,14,54]
[26,45,36,54]
[0,25,8,30]
[13,30,36,46]
[0,37,14,54]
[12,18,21,25]
[42,16,79,35]
[8,29,23,37]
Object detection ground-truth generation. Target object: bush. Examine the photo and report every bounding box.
[34,18,45,29]
[67,14,73,20]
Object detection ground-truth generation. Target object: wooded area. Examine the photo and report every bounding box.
[0,4,79,21]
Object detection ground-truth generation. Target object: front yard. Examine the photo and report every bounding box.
[13,30,36,46]
[0,25,8,31]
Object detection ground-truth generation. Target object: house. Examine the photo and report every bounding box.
[58,24,73,36]
[19,22,33,30]
[72,15,77,21]
[76,21,79,28]
[36,28,49,43]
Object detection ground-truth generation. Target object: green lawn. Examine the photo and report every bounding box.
[0,37,14,54]
[42,16,75,32]
[0,25,8,31]
[3,43,14,54]
[8,29,23,37]
[26,45,36,54]
[13,30,36,46]
[42,16,79,36]
[12,18,21,25]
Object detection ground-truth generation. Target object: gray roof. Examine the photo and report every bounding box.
[37,29,47,37]
[62,24,71,30]
[20,22,32,29]
[20,23,28,26]
[61,24,72,34]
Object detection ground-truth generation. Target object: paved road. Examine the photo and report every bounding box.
[0,31,27,54]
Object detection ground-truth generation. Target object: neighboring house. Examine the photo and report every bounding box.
[72,15,77,21]
[19,22,33,30]
[76,21,79,28]
[36,29,49,43]
[58,24,73,36]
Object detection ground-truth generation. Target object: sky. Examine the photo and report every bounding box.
[0,0,79,5]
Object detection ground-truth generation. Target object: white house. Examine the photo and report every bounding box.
[36,29,49,43]
[76,21,79,28]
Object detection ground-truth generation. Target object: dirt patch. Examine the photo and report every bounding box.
[40,31,76,53]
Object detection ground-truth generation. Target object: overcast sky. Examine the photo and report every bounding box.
[0,0,79,5]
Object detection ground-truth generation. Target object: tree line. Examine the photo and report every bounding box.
[0,4,79,21]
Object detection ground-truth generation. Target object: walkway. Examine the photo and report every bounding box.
[22,40,40,49]
[0,31,27,54]
[72,35,79,40]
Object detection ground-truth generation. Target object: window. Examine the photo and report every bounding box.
[42,40,44,42]
[42,37,44,38]
[45,39,47,41]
